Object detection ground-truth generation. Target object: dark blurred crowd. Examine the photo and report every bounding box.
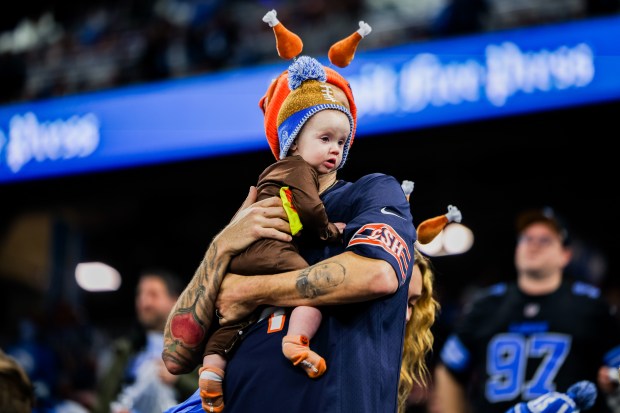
[1,299,103,411]
[1,0,618,105]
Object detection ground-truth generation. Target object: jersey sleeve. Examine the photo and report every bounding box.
[595,295,620,368]
[439,285,505,381]
[342,173,416,287]
[439,313,479,381]
[572,281,620,367]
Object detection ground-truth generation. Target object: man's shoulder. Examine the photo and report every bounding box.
[344,173,403,198]
[354,172,398,186]
[564,280,614,314]
[464,282,513,313]
[477,282,512,301]
[568,280,602,300]
[328,173,403,202]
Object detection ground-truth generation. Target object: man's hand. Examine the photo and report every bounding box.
[163,187,292,375]
[212,186,291,324]
[214,186,292,257]
[215,273,258,324]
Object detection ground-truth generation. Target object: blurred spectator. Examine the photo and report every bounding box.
[5,301,101,413]
[46,299,100,412]
[5,315,59,410]
[93,268,197,413]
[0,347,35,413]
[433,207,620,413]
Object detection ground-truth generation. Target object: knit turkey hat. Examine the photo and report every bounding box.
[275,57,354,164]
[259,9,371,168]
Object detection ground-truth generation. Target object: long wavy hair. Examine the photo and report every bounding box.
[398,248,440,413]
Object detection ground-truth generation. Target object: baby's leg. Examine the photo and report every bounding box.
[199,354,226,413]
[282,306,326,378]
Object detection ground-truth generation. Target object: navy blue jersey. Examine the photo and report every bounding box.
[221,173,417,412]
[439,279,620,413]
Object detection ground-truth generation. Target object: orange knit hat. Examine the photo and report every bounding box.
[275,57,354,166]
[259,10,371,164]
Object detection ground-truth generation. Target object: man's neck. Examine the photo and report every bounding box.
[318,172,338,194]
[517,271,563,295]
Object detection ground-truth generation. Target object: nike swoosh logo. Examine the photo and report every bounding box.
[381,207,406,220]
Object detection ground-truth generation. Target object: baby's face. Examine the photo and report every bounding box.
[290,110,350,175]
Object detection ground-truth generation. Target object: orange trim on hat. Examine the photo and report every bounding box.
[261,70,289,160]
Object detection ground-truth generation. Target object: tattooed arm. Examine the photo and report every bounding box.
[162,187,292,375]
[215,252,398,325]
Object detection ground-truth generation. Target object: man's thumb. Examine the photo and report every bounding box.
[231,186,258,220]
[241,186,258,210]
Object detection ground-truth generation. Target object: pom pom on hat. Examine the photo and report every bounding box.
[287,56,326,90]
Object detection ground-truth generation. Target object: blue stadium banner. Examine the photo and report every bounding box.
[1,15,619,183]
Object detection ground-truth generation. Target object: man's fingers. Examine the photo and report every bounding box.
[222,193,290,253]
[265,217,292,233]
[262,205,289,220]
[253,195,284,210]
[241,186,258,210]
[262,227,292,242]
[231,186,258,221]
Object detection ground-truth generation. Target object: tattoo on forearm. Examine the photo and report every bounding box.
[296,262,345,298]
[163,243,229,371]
